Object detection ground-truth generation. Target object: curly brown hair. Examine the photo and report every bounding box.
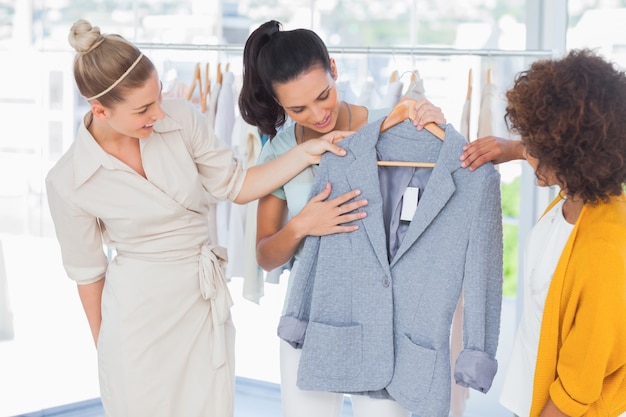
[505,49,626,204]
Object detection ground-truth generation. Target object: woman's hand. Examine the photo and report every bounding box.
[300,130,354,164]
[255,183,367,271]
[238,130,354,204]
[291,183,368,237]
[318,130,356,145]
[410,98,447,130]
[460,136,526,171]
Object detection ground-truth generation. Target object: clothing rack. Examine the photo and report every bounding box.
[136,42,554,58]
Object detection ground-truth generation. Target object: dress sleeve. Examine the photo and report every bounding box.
[183,100,246,201]
[45,176,108,285]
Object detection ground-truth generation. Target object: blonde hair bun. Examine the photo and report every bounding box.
[68,19,104,54]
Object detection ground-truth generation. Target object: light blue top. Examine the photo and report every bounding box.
[257,107,389,310]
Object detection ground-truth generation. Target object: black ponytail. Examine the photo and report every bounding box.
[238,20,331,138]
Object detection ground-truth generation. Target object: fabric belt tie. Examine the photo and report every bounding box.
[198,244,233,368]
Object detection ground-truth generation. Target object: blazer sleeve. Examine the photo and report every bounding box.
[454,167,503,393]
[277,159,330,348]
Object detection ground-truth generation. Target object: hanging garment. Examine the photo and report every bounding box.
[477,76,497,139]
[185,63,209,113]
[0,240,14,341]
[278,118,503,417]
[207,77,222,142]
[357,78,381,108]
[382,74,404,108]
[46,99,243,417]
[336,80,358,104]
[459,97,471,141]
[161,68,189,100]
[403,70,426,100]
[214,70,236,248]
[204,77,223,245]
[459,68,472,141]
[225,116,265,303]
[214,70,236,147]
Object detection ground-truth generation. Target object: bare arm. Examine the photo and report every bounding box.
[256,194,298,271]
[256,183,367,271]
[460,136,526,171]
[234,131,351,204]
[77,278,104,347]
[539,399,569,417]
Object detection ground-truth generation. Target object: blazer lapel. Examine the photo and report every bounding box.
[391,160,456,266]
[379,122,462,266]
[343,120,464,271]
[345,122,393,276]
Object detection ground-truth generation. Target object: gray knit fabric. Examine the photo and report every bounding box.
[278,118,503,417]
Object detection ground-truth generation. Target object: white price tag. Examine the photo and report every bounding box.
[400,187,420,221]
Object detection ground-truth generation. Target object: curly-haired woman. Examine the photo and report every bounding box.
[466,49,626,417]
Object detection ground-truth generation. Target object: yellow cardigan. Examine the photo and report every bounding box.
[530,192,626,417]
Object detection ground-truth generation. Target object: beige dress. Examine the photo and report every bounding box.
[45,99,245,417]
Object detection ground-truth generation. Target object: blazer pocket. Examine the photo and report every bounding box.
[396,333,438,401]
[299,321,362,380]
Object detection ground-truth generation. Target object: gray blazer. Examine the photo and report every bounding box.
[278,119,503,417]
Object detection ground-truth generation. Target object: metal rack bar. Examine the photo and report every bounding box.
[136,42,554,58]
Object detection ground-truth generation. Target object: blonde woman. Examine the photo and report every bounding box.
[46,19,349,417]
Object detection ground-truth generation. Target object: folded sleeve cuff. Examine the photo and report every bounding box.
[454,348,498,393]
[277,315,308,349]
[549,378,589,417]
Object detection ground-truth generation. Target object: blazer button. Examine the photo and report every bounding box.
[382,277,390,287]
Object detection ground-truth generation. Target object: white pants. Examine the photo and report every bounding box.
[280,339,411,417]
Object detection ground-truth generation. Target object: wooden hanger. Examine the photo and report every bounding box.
[378,99,445,168]
[185,63,202,101]
[185,63,211,113]
[389,69,399,83]
[217,63,223,85]
[380,98,445,139]
[201,62,211,110]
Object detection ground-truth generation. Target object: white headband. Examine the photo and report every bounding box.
[86,53,144,100]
